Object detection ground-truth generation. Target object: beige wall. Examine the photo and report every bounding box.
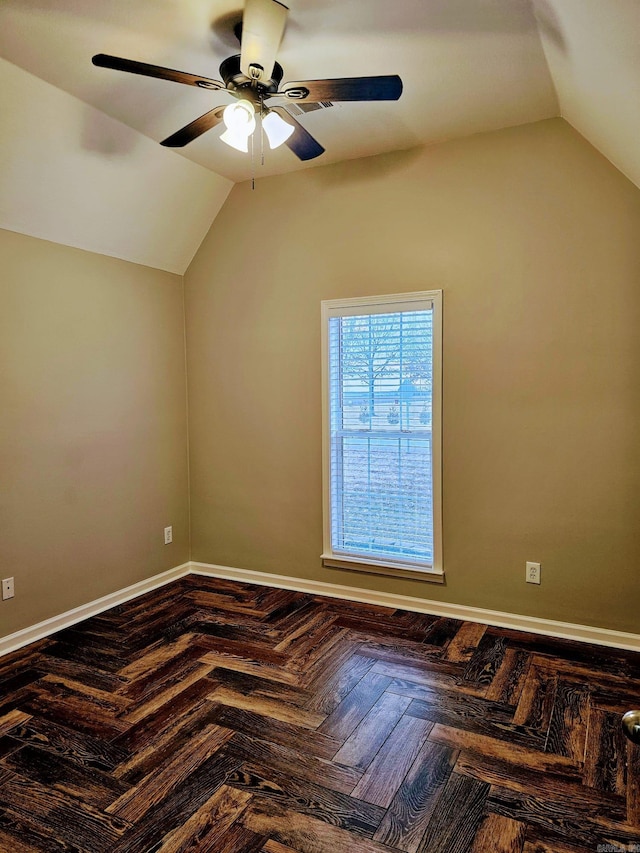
[185,118,640,634]
[1,229,189,637]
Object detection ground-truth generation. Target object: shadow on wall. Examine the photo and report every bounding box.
[81,104,139,156]
[532,0,567,53]
[304,145,426,189]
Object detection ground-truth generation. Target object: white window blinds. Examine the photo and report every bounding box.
[322,292,442,577]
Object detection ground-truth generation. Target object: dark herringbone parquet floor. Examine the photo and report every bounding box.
[1,574,640,852]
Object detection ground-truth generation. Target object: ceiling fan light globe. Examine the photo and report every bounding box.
[220,126,253,152]
[262,111,295,149]
[222,100,255,131]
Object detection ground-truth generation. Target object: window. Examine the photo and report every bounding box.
[321,291,442,581]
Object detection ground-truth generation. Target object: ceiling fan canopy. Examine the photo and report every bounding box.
[92,0,403,163]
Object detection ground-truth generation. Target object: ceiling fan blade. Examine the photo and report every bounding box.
[281,75,403,103]
[240,0,288,84]
[270,107,324,161]
[92,54,224,91]
[160,107,226,148]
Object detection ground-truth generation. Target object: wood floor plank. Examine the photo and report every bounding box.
[414,772,489,853]
[210,667,311,709]
[512,666,558,737]
[262,841,302,853]
[153,784,252,853]
[429,724,581,777]
[200,821,267,853]
[331,691,411,770]
[371,659,489,698]
[0,828,41,853]
[423,617,462,648]
[108,749,242,853]
[0,766,14,787]
[628,738,640,829]
[4,744,129,809]
[583,708,627,795]
[20,679,128,740]
[227,763,385,836]
[444,622,488,663]
[0,774,130,851]
[19,652,124,695]
[107,723,233,822]
[0,709,32,737]
[116,632,198,681]
[522,840,591,853]
[303,651,374,714]
[242,799,399,853]
[318,671,391,741]
[455,752,626,823]
[357,637,447,669]
[0,808,95,853]
[198,649,300,685]
[351,715,433,807]
[488,784,640,849]
[462,635,507,686]
[0,735,21,762]
[121,662,214,724]
[373,740,458,852]
[112,676,215,753]
[544,679,590,760]
[210,685,324,729]
[113,697,222,783]
[226,731,363,795]
[207,704,342,759]
[273,606,335,654]
[118,653,206,703]
[469,813,526,853]
[405,694,543,750]
[486,648,531,706]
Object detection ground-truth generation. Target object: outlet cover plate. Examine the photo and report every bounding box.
[526,562,541,584]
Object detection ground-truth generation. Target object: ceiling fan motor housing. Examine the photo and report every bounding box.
[219,54,283,99]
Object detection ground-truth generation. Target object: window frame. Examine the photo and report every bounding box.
[321,290,443,582]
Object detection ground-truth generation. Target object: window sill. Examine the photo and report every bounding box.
[321,554,445,584]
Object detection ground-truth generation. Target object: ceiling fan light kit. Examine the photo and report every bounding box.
[91,0,403,168]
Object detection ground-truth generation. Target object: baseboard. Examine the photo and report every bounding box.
[0,563,191,658]
[190,561,640,653]
[2,559,639,658]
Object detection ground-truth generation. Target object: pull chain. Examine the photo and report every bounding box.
[251,127,255,191]
[260,95,265,167]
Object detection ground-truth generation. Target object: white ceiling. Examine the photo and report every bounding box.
[0,1,639,271]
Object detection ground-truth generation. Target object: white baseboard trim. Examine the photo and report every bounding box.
[190,561,640,653]
[0,563,191,658]
[2,560,639,658]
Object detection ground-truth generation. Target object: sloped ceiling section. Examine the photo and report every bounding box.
[534,0,640,190]
[0,58,232,273]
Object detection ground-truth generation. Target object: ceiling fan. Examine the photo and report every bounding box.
[92,0,403,162]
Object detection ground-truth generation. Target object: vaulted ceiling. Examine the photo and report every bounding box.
[1,0,639,272]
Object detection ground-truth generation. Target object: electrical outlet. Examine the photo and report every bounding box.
[2,577,15,600]
[164,526,173,545]
[526,561,541,584]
